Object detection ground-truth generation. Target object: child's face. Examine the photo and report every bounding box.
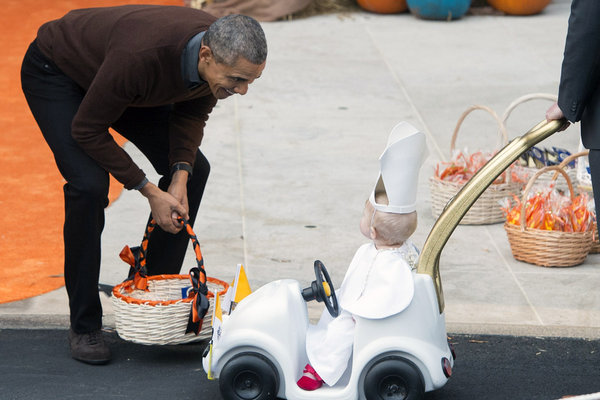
[359,201,375,240]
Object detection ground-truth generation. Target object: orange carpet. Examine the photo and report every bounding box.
[0,0,183,304]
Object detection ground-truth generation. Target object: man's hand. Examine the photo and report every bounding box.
[546,102,570,131]
[139,182,188,233]
[168,168,190,225]
[546,102,564,120]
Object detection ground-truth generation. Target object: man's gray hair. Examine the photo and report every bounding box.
[204,14,267,66]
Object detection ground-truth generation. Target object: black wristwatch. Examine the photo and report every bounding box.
[170,162,193,180]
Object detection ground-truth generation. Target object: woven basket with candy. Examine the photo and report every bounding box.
[434,149,511,185]
[511,145,577,187]
[429,105,521,225]
[500,93,578,187]
[502,165,594,267]
[555,150,600,254]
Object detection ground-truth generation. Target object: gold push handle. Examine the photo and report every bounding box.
[417,118,568,313]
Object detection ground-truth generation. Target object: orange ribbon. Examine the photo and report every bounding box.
[186,266,209,335]
[119,245,148,292]
[176,217,210,335]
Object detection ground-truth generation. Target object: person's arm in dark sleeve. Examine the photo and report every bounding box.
[168,94,217,168]
[70,51,148,189]
[557,0,600,123]
[165,94,217,225]
[70,51,188,233]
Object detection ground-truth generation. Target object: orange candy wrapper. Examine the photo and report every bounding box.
[435,150,512,184]
[500,184,594,232]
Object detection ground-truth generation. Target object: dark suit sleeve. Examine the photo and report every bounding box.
[557,0,600,123]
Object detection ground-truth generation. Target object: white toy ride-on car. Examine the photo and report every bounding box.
[203,259,453,400]
[203,119,566,400]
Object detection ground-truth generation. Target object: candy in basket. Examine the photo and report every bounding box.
[502,166,594,267]
[430,105,521,224]
[501,93,578,188]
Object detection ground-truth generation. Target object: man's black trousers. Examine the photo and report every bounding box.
[21,40,210,333]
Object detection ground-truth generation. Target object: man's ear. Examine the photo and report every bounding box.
[199,45,213,64]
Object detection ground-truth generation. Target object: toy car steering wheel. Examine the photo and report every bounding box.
[301,260,339,318]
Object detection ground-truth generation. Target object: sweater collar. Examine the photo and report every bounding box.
[181,31,207,90]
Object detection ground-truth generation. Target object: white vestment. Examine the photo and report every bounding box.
[305,241,418,386]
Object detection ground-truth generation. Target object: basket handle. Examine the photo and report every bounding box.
[119,217,209,297]
[450,105,508,155]
[118,221,156,291]
[174,217,211,334]
[450,105,510,183]
[518,165,575,232]
[549,150,589,181]
[501,93,558,128]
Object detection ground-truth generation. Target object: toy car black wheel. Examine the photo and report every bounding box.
[218,352,279,400]
[363,356,425,400]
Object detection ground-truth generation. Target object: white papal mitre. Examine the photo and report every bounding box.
[369,122,427,214]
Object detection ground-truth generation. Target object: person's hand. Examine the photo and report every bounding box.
[139,182,188,233]
[546,102,570,131]
[546,102,564,120]
[168,169,190,224]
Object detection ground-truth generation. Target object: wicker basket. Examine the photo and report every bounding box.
[111,218,229,345]
[591,222,600,255]
[551,150,590,190]
[502,93,577,188]
[504,165,593,267]
[554,150,600,254]
[112,275,228,345]
[430,105,521,224]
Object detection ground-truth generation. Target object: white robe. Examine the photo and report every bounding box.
[305,241,418,386]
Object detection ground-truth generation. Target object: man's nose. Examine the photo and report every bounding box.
[235,82,249,95]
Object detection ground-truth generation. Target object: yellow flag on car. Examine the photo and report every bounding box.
[223,263,252,313]
[233,264,252,302]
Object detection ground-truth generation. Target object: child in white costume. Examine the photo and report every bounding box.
[297,122,427,390]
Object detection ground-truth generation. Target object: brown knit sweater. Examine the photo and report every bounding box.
[36,5,218,189]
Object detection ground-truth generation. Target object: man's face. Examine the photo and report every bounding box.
[198,47,266,100]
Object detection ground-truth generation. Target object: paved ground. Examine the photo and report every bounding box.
[1,1,600,399]
[1,329,599,400]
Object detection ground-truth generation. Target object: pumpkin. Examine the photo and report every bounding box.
[406,0,471,20]
[357,0,408,14]
[487,0,551,15]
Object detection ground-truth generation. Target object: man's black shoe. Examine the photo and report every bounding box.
[69,329,111,365]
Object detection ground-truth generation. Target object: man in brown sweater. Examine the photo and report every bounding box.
[20,5,267,365]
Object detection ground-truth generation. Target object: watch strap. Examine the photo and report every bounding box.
[170,162,193,179]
